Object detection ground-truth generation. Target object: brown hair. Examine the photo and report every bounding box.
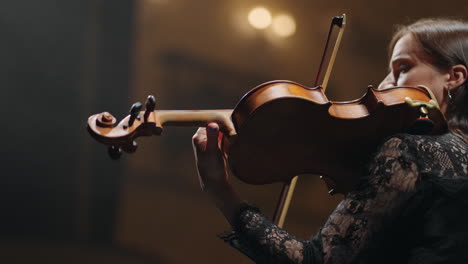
[389,18,468,137]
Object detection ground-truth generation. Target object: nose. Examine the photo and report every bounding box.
[378,72,396,89]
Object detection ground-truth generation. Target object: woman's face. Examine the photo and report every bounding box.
[379,33,450,113]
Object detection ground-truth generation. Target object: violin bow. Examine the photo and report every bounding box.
[272,14,346,228]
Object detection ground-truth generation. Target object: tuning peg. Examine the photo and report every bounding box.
[122,140,138,153]
[108,146,122,160]
[127,102,142,127]
[146,95,156,111]
[144,95,156,122]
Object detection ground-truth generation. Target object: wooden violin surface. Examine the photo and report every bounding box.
[87,80,447,194]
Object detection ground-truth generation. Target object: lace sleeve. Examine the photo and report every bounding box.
[221,136,422,264]
[221,203,320,264]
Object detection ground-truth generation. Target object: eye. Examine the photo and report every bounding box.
[390,59,413,83]
[398,63,410,74]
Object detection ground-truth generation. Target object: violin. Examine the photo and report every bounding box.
[86,14,447,227]
[87,81,446,194]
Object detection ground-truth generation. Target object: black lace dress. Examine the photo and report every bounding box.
[221,133,468,264]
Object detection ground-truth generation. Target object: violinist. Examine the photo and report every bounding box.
[192,18,468,263]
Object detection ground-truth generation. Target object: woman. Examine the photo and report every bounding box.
[192,18,468,264]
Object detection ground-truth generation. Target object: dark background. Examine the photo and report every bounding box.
[0,0,467,263]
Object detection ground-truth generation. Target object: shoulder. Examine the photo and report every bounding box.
[375,132,467,181]
[375,132,465,160]
[370,134,420,169]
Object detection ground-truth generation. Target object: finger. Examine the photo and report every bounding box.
[193,127,207,141]
[206,122,220,152]
[192,127,207,151]
[222,121,236,137]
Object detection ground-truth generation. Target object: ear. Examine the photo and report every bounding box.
[447,64,468,91]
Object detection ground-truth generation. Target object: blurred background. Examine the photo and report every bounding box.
[1,0,467,263]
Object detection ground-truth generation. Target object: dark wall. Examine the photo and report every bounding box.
[0,0,133,243]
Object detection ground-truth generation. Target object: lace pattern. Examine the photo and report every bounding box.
[222,133,468,264]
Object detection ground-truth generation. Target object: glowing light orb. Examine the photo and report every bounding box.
[272,14,296,37]
[248,7,272,29]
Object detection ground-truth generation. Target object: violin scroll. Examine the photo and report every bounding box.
[95,112,116,128]
[88,95,164,160]
[87,95,235,160]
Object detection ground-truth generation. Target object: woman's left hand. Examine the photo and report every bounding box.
[192,122,230,192]
[192,122,242,225]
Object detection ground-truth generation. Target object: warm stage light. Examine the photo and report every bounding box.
[272,14,296,37]
[248,7,272,29]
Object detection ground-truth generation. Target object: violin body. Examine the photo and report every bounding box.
[227,81,446,193]
[87,80,447,194]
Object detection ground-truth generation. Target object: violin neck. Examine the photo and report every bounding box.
[155,109,235,135]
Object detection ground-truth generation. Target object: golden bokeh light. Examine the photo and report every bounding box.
[272,14,296,37]
[247,7,272,29]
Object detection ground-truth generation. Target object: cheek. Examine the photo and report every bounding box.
[400,67,444,88]
[406,69,446,103]
[428,82,445,104]
[423,73,446,103]
[397,70,427,86]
